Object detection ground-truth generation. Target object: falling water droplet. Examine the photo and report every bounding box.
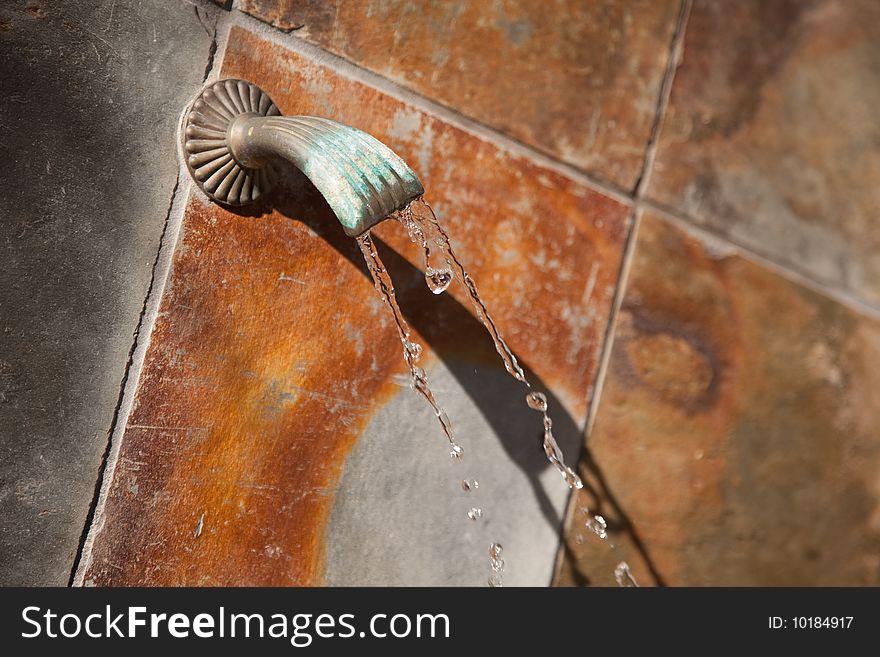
[614,561,639,587]
[565,468,584,489]
[377,199,599,584]
[405,340,422,361]
[461,479,479,492]
[488,542,505,586]
[526,391,548,412]
[411,366,426,390]
[467,507,483,521]
[425,266,453,294]
[396,204,454,295]
[528,395,583,487]
[585,514,608,540]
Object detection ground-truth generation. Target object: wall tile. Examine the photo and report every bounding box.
[648,0,880,305]
[81,27,630,585]
[240,0,682,190]
[556,211,880,586]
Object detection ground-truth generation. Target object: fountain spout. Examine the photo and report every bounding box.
[180,79,424,237]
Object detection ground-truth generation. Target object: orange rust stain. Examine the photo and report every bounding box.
[83,27,630,585]
[84,199,410,585]
[239,0,681,189]
[219,27,630,420]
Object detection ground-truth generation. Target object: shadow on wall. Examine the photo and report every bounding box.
[232,169,665,585]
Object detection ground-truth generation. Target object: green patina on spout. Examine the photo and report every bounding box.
[181,78,424,237]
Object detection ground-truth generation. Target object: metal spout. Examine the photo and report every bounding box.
[181,79,424,237]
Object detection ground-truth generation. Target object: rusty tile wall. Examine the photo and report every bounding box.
[647,0,880,306]
[555,211,880,586]
[74,2,880,587]
[81,26,629,585]
[239,0,682,190]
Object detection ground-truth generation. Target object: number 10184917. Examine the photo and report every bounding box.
[769,616,853,629]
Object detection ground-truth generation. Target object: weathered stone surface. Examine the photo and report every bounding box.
[556,211,880,586]
[648,0,880,306]
[0,1,215,584]
[239,0,681,190]
[81,26,630,586]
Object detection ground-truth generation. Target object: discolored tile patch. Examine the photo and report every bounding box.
[647,0,880,306]
[81,26,630,585]
[239,0,682,190]
[556,211,880,586]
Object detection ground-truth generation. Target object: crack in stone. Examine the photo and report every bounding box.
[67,174,180,586]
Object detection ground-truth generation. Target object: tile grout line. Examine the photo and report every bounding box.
[232,5,880,319]
[628,0,878,321]
[550,206,643,585]
[586,0,692,440]
[228,9,636,207]
[641,199,880,321]
[633,1,693,199]
[68,171,181,586]
[69,8,235,586]
[552,0,693,586]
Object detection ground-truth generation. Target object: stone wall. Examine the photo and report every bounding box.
[3,0,878,586]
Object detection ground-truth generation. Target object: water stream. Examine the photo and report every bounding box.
[356,232,464,461]
[614,561,639,587]
[357,197,587,586]
[396,199,583,490]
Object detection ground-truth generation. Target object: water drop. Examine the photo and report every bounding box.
[585,514,608,540]
[614,561,639,587]
[461,479,479,492]
[425,266,453,294]
[403,200,527,382]
[526,391,548,412]
[411,366,426,387]
[450,443,464,460]
[405,340,422,361]
[488,542,505,586]
[467,507,483,521]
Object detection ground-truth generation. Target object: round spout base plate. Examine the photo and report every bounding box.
[181,79,280,206]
